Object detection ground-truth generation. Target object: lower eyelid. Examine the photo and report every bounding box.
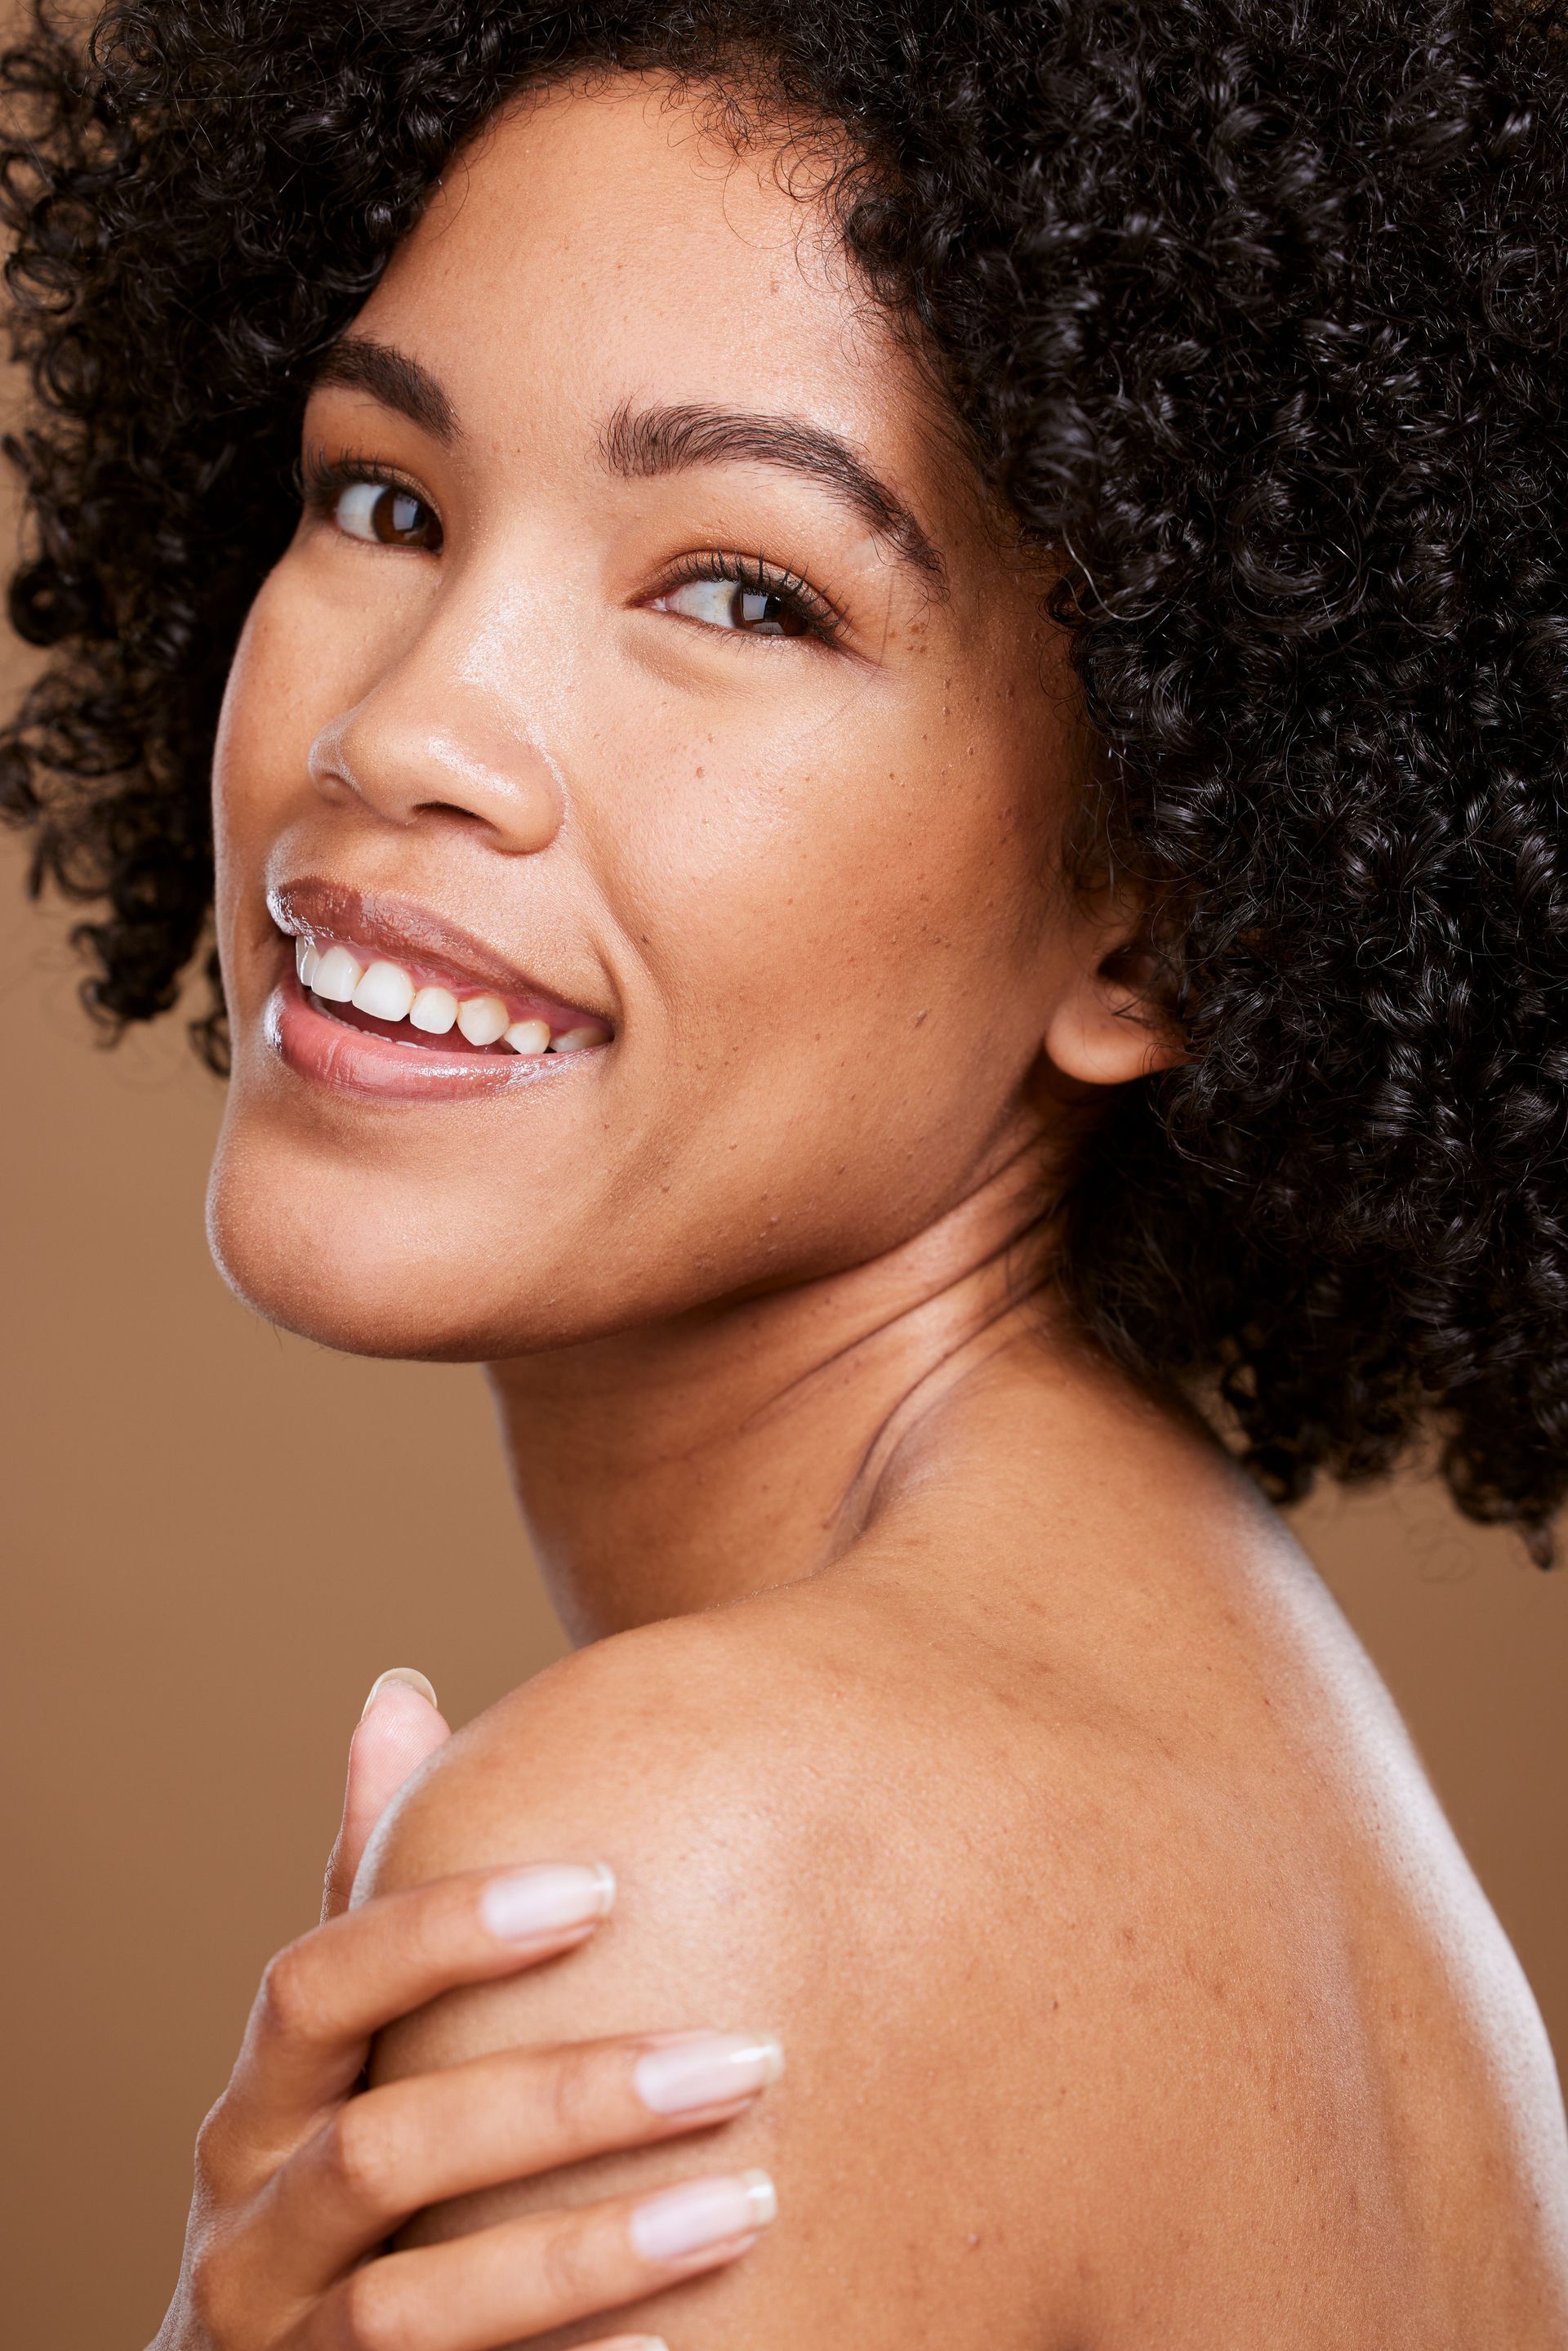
[650,604,835,649]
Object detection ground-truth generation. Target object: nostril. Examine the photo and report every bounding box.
[417,800,493,828]
[412,796,556,854]
[307,707,564,848]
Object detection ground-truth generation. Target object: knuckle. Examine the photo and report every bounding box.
[256,1939,322,2047]
[194,2094,236,2189]
[193,2092,274,2215]
[543,2042,601,2144]
[336,2263,412,2351]
[320,2099,403,2216]
[537,2214,599,2314]
[399,1884,460,1977]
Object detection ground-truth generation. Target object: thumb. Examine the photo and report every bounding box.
[322,1667,451,1921]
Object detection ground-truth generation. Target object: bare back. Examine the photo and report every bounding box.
[368,1353,1568,2348]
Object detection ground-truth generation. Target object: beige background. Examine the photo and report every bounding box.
[0,209,1561,2351]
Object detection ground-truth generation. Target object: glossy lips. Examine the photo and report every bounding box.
[261,881,612,1101]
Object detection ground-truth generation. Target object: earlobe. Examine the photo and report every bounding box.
[1043,954,1186,1091]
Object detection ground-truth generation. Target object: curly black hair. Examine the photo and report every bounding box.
[2,0,1566,1555]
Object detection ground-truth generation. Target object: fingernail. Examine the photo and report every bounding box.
[479,1863,616,1943]
[635,2032,784,2116]
[630,2169,777,2263]
[590,2340,670,2350]
[361,1666,439,1718]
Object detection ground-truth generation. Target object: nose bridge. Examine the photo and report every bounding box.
[310,563,568,849]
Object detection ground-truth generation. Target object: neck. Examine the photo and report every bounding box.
[487,1144,1065,1642]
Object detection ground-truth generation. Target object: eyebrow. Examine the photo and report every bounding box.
[601,399,946,585]
[310,337,457,443]
[310,341,945,586]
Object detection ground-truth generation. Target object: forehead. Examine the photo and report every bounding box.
[355,71,948,500]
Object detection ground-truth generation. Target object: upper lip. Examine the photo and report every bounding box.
[269,878,603,1019]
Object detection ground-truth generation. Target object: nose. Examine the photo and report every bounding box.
[307,604,565,854]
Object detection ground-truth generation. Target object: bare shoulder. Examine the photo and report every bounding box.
[363,1597,913,1996]
[359,1542,1568,2346]
[361,1561,1159,2067]
[360,1590,1122,2344]
[362,1589,1038,2083]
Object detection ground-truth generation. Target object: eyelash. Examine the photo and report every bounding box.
[299,447,438,525]
[649,550,846,647]
[299,450,845,645]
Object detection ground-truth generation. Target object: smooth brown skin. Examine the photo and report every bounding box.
[204,73,1568,2349]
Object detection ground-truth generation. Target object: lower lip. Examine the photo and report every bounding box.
[267,972,591,1102]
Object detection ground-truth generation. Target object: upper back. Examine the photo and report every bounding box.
[366,1407,1568,2348]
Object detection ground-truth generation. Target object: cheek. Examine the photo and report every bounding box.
[212,583,330,877]
[211,566,401,1017]
[213,555,403,838]
[609,687,1054,1043]
[589,685,1060,1257]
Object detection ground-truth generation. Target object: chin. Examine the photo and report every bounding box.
[204,1131,536,1363]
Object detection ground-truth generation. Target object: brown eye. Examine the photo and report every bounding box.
[655,577,811,636]
[733,582,808,636]
[332,480,442,551]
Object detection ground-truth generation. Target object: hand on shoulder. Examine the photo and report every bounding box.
[358,1604,1087,2348]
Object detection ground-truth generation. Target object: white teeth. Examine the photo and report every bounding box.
[311,944,364,1003]
[298,939,597,1055]
[409,984,458,1035]
[456,993,510,1046]
[352,960,416,1022]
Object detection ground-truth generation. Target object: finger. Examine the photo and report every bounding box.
[323,1670,451,1922]
[261,2030,783,2286]
[312,2168,777,2351]
[219,1863,617,2150]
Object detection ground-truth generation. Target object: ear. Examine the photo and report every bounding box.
[1041,893,1187,1091]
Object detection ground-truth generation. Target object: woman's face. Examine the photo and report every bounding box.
[207,73,1097,1359]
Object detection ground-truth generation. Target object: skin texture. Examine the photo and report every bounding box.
[151,1673,791,2351]
[206,75,1568,2349]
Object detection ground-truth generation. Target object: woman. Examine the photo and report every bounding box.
[4,1,1566,2343]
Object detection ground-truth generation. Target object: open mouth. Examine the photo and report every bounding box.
[289,931,612,1059]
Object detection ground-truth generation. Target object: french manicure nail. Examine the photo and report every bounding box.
[361,1666,439,1717]
[635,2032,784,2116]
[479,1863,616,1943]
[630,2169,777,2263]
